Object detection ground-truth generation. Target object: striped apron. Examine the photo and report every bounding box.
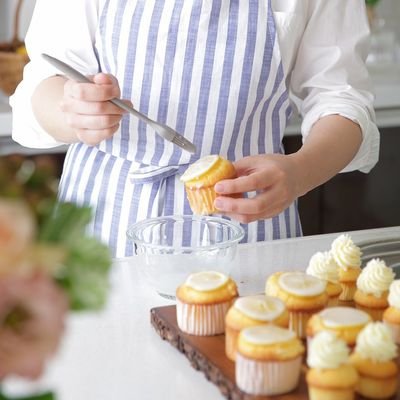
[58,0,302,258]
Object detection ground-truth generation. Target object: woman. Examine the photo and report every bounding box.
[11,0,379,257]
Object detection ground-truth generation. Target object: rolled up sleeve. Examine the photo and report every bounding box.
[10,0,99,149]
[289,0,380,173]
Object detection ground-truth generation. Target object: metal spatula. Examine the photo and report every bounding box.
[42,53,196,154]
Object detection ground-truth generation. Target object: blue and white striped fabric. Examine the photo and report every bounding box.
[58,0,302,258]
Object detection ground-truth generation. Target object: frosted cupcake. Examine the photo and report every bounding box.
[307,331,359,400]
[176,271,238,336]
[274,272,328,339]
[235,325,304,396]
[354,258,395,321]
[180,155,237,215]
[306,251,342,307]
[350,322,398,399]
[383,279,400,344]
[307,307,371,348]
[265,271,284,297]
[330,234,362,301]
[225,295,288,361]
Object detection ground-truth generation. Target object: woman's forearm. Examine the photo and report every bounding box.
[290,115,363,197]
[31,75,79,143]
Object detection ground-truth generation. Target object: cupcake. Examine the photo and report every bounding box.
[235,325,304,396]
[306,251,342,307]
[307,307,371,348]
[176,271,238,336]
[330,234,362,302]
[350,322,398,399]
[383,279,400,344]
[354,258,395,321]
[265,271,284,297]
[225,295,288,361]
[180,155,237,215]
[274,272,328,339]
[306,331,359,400]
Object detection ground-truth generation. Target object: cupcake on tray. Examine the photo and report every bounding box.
[265,271,284,297]
[180,155,237,215]
[383,279,400,344]
[273,271,328,339]
[330,234,362,302]
[354,258,395,321]
[350,322,398,399]
[306,331,359,400]
[225,295,288,361]
[176,271,238,336]
[235,325,304,396]
[306,251,342,307]
[307,307,371,348]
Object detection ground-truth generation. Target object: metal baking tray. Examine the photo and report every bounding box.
[359,237,400,277]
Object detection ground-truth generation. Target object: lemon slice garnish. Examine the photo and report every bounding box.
[180,155,219,182]
[185,271,228,292]
[320,307,370,328]
[241,325,295,345]
[278,272,326,297]
[235,295,285,321]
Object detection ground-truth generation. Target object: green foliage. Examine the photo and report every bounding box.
[365,0,380,6]
[39,202,112,311]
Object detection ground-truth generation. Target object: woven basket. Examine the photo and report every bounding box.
[0,0,29,96]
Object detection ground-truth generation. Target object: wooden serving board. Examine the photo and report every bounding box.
[151,305,400,400]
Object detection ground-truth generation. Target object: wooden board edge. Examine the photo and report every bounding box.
[150,306,247,400]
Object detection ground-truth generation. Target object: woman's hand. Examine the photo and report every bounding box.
[213,154,304,224]
[60,73,129,146]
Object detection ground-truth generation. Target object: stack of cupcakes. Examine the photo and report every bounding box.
[350,322,398,399]
[266,271,329,339]
[307,331,359,400]
[225,295,288,361]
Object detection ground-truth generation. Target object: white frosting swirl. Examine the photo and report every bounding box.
[307,331,349,369]
[185,271,228,291]
[355,322,397,362]
[306,251,339,283]
[356,258,395,297]
[234,295,285,322]
[388,280,400,309]
[330,234,361,270]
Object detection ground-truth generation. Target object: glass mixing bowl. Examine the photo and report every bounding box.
[127,215,245,299]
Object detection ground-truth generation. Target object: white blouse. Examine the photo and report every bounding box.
[10,0,380,173]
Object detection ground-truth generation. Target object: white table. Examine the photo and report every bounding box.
[4,226,400,400]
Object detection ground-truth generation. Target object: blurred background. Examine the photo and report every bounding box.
[1,0,400,236]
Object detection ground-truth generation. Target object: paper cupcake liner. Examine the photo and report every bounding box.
[176,300,232,336]
[308,386,355,400]
[185,187,216,215]
[225,325,239,361]
[354,303,385,321]
[383,320,400,345]
[289,310,317,339]
[339,283,357,301]
[235,354,302,396]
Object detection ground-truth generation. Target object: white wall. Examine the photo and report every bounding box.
[0,0,399,45]
[0,0,36,42]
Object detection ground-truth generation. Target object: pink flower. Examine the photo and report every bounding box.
[0,273,68,379]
